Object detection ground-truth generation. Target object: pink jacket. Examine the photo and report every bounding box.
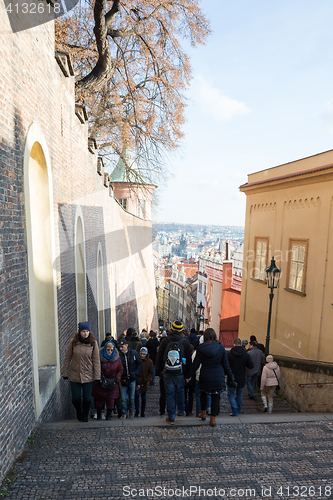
[260,361,280,390]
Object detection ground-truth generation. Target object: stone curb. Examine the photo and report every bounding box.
[41,412,333,430]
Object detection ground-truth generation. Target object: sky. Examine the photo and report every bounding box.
[153,0,333,227]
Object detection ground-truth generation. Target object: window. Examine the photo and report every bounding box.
[287,239,308,294]
[138,199,145,218]
[118,198,127,210]
[254,237,268,281]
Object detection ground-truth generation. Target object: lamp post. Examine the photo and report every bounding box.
[264,257,281,356]
[196,301,205,332]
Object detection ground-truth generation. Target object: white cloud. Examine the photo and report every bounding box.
[193,75,251,121]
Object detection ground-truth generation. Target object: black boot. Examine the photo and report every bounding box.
[140,411,145,418]
[82,400,91,422]
[96,407,103,420]
[135,410,139,417]
[72,400,82,422]
[106,407,112,420]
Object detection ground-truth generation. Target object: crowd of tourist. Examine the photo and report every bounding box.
[61,321,280,425]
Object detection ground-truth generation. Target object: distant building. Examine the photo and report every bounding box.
[231,243,244,277]
[109,148,157,220]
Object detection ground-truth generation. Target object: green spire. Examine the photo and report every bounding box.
[109,148,151,185]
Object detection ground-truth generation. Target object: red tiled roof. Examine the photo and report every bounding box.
[177,264,198,279]
[231,275,242,291]
[205,266,223,282]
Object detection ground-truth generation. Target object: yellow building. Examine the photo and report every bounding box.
[239,149,333,412]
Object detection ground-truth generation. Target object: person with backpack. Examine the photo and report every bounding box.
[156,320,192,425]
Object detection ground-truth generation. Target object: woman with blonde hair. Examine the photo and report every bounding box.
[62,322,101,422]
[91,340,123,420]
[260,354,281,413]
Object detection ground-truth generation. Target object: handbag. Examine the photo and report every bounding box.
[272,369,280,391]
[100,374,115,391]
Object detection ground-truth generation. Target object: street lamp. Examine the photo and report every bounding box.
[196,301,205,331]
[264,256,281,356]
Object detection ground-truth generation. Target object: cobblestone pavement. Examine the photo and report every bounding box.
[4,379,333,500]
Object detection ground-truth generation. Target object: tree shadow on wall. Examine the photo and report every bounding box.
[115,281,139,336]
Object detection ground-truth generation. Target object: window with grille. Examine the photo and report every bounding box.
[254,237,268,281]
[287,240,308,294]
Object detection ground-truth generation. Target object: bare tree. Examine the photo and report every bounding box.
[55,0,210,176]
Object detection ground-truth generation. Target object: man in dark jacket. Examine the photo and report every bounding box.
[127,330,142,352]
[118,339,142,418]
[156,320,192,425]
[227,338,254,416]
[246,341,265,399]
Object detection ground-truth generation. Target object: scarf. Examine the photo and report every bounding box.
[78,336,91,345]
[101,342,119,362]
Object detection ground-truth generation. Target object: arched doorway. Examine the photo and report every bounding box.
[24,123,59,417]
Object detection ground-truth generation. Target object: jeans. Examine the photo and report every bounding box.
[119,380,136,415]
[227,385,244,415]
[195,380,201,416]
[163,373,185,421]
[135,391,147,414]
[159,374,166,415]
[246,375,257,398]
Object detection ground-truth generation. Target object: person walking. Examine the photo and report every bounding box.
[260,355,281,413]
[187,328,235,427]
[127,330,143,353]
[91,341,123,420]
[246,341,265,399]
[118,339,142,418]
[156,320,192,425]
[62,322,100,422]
[146,330,159,386]
[227,338,254,416]
[135,347,154,417]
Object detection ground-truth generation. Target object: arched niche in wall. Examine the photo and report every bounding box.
[74,208,87,325]
[97,243,105,342]
[24,122,60,418]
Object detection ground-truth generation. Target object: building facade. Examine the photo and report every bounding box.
[239,149,333,411]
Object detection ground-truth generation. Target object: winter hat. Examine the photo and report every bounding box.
[140,332,146,339]
[150,330,156,337]
[118,339,128,347]
[161,331,167,337]
[171,320,183,333]
[140,347,148,355]
[78,322,90,332]
[266,355,274,363]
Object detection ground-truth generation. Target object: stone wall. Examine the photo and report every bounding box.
[275,356,333,413]
[0,2,157,481]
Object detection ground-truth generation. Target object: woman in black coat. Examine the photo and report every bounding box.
[187,328,234,427]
